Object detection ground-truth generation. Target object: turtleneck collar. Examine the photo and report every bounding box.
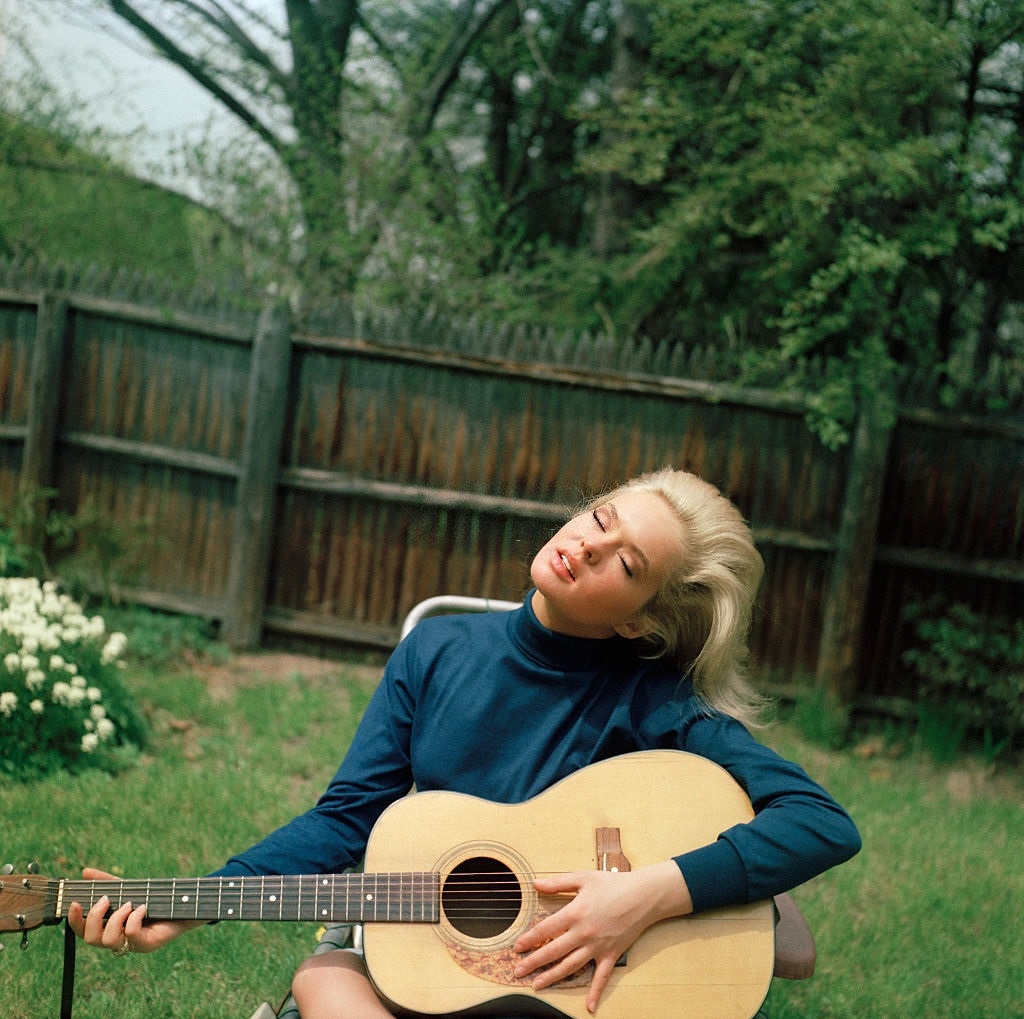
[508,589,635,673]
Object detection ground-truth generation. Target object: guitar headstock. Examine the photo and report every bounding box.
[0,863,57,934]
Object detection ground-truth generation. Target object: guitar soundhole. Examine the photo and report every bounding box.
[441,856,522,940]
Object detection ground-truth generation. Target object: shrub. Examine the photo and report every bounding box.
[0,577,147,779]
[902,599,1024,761]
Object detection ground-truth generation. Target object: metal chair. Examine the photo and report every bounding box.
[251,596,815,1019]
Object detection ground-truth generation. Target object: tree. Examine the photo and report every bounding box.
[578,0,1024,442]
[59,0,618,299]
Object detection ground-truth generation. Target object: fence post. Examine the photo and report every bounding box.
[815,375,897,701]
[221,301,292,649]
[17,293,69,540]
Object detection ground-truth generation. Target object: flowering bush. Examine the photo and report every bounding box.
[0,578,147,779]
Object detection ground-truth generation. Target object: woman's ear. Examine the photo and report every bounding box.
[614,617,651,640]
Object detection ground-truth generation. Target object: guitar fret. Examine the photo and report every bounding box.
[318,876,332,922]
[52,870,440,925]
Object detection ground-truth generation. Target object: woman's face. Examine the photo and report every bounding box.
[530,489,687,639]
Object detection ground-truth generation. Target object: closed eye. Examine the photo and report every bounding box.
[593,509,634,577]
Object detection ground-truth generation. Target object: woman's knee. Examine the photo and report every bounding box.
[291,949,388,1019]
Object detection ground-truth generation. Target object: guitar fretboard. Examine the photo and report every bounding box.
[50,872,440,925]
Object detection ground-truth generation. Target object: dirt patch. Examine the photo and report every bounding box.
[198,651,382,702]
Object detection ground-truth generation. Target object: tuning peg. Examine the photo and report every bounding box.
[20,930,28,951]
[0,864,14,876]
[26,862,39,875]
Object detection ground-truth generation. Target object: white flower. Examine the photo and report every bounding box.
[1,578,138,772]
[101,632,127,665]
[52,681,73,707]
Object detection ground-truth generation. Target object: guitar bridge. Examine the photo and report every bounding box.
[597,827,631,967]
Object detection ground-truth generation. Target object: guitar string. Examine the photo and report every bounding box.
[49,875,585,919]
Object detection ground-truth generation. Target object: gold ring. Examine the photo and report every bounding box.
[113,938,131,957]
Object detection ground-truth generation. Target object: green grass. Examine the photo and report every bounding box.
[760,732,1024,1019]
[2,651,1022,1019]
[0,653,378,1019]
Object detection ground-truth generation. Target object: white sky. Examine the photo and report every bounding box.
[1,0,250,195]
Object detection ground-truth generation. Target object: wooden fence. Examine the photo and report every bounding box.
[1,260,1022,707]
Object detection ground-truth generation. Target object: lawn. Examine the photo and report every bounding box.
[2,648,1022,1019]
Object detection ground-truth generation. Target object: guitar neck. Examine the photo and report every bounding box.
[50,872,440,925]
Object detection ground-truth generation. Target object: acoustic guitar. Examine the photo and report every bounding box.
[1,750,775,1018]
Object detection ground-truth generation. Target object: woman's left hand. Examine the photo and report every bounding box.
[512,861,693,1014]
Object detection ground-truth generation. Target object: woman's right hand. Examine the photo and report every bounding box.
[67,867,206,956]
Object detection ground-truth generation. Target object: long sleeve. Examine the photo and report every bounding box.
[672,714,861,912]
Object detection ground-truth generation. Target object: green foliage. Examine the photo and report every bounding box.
[572,0,1024,442]
[0,519,31,577]
[0,488,152,603]
[903,599,1024,762]
[0,578,147,779]
[787,683,850,750]
[101,604,227,671]
[914,701,971,765]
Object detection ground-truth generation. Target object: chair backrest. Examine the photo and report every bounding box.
[399,595,520,639]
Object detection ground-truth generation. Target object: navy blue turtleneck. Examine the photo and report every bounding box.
[216,594,860,912]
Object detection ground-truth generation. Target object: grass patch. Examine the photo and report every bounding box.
[761,729,1024,1019]
[2,649,1022,1018]
[0,651,377,1019]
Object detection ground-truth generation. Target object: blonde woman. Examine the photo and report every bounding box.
[72,469,860,1018]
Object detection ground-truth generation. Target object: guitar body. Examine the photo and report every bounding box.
[362,750,775,1019]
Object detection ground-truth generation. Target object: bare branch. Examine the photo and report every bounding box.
[411,0,517,141]
[106,0,285,155]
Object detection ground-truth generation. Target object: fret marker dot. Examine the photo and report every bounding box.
[227,908,234,915]
[181,895,190,903]
[366,893,373,901]
[320,908,327,916]
[269,895,278,902]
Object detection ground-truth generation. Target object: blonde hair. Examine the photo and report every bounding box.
[587,469,770,729]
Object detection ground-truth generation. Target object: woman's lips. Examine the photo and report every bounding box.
[553,551,576,581]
